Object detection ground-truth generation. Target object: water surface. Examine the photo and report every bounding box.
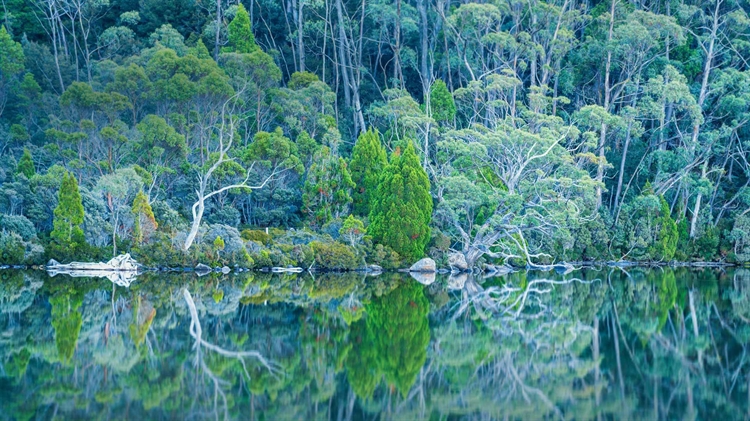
[0,267,749,420]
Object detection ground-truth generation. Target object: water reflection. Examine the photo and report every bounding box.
[0,268,748,420]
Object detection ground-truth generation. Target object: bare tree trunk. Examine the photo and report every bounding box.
[334,0,351,109]
[297,0,305,72]
[214,0,222,61]
[596,0,616,209]
[690,0,720,238]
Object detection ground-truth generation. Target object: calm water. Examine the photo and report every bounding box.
[0,267,749,420]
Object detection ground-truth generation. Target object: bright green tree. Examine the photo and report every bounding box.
[132,191,157,245]
[429,79,456,126]
[50,172,86,259]
[369,143,433,262]
[226,4,259,54]
[16,149,35,178]
[0,26,24,119]
[349,128,387,216]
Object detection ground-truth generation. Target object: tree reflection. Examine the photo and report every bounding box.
[0,269,748,420]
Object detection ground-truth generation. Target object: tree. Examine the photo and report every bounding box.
[132,191,157,245]
[369,143,433,262]
[50,172,86,260]
[429,79,456,126]
[225,3,259,54]
[349,128,387,216]
[16,149,35,179]
[339,215,366,247]
[615,183,679,261]
[0,25,24,118]
[182,99,282,251]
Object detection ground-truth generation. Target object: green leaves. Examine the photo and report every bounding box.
[226,4,260,54]
[350,128,387,216]
[369,143,432,262]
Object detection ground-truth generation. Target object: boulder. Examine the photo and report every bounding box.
[195,263,212,273]
[409,257,436,273]
[448,253,469,272]
[221,266,231,274]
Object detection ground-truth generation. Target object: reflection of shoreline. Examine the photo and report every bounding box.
[46,269,137,287]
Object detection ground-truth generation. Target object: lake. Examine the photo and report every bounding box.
[0,267,748,420]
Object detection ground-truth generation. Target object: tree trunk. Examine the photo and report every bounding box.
[689,0,719,238]
[596,0,616,209]
[297,0,305,72]
[214,0,222,61]
[184,199,205,251]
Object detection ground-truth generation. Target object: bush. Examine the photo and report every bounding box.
[251,250,273,268]
[310,241,361,270]
[0,215,36,240]
[0,231,25,263]
[364,239,402,269]
[241,229,272,245]
[205,225,250,265]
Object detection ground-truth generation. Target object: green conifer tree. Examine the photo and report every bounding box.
[16,148,35,178]
[350,128,387,216]
[226,4,259,54]
[50,172,86,259]
[132,191,157,245]
[429,79,456,126]
[369,143,433,262]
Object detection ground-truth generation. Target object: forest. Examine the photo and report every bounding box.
[1,0,750,268]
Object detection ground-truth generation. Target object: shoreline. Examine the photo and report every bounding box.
[0,259,742,274]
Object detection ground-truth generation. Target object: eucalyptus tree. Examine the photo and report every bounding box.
[435,116,598,267]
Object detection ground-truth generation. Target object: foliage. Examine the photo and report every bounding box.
[49,172,86,261]
[349,128,388,217]
[369,143,432,262]
[15,149,35,179]
[132,191,157,245]
[302,147,355,226]
[310,241,361,270]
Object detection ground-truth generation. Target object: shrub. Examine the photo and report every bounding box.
[0,215,36,240]
[0,231,25,263]
[241,229,272,245]
[364,240,402,269]
[310,241,361,270]
[251,250,273,268]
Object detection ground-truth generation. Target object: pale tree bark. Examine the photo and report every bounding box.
[689,0,722,238]
[333,0,365,134]
[32,0,66,92]
[214,0,222,61]
[297,0,305,72]
[183,98,284,251]
[596,0,616,210]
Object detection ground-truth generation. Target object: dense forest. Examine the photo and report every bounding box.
[0,0,749,268]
